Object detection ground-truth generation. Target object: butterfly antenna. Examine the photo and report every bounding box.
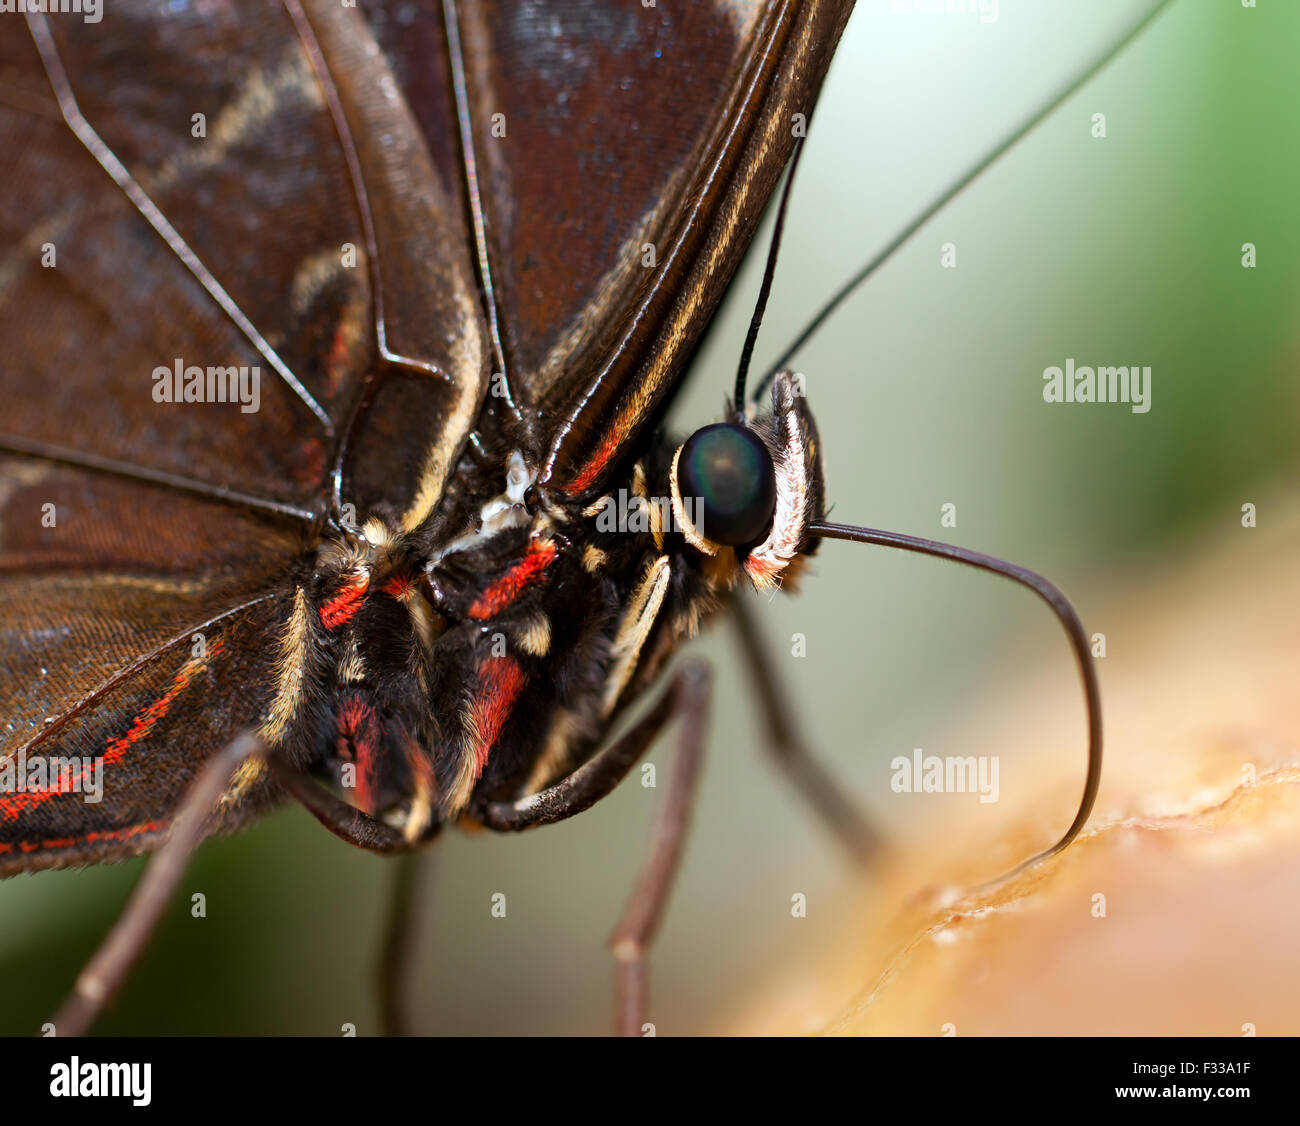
[752,0,1177,403]
[733,134,809,408]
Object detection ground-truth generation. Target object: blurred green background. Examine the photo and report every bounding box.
[2,0,1297,1035]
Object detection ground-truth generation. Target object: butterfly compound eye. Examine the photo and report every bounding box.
[677,423,776,546]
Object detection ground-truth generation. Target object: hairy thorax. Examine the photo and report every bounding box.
[262,373,822,844]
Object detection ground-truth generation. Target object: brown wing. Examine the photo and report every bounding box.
[0,1,493,866]
[0,0,490,518]
[0,455,298,872]
[381,0,856,496]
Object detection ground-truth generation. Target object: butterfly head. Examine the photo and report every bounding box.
[668,369,824,591]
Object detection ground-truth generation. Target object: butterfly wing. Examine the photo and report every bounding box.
[409,0,856,494]
[0,0,492,868]
[0,455,298,873]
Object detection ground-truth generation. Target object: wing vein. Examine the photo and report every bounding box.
[11,591,285,758]
[0,434,316,525]
[442,0,525,430]
[25,12,336,437]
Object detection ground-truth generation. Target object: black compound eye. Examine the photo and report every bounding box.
[677,423,776,547]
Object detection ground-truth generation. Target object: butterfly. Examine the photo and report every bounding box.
[0,0,1153,1035]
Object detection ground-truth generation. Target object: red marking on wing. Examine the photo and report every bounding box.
[320,574,369,630]
[327,321,352,393]
[565,427,626,496]
[296,438,326,492]
[468,657,526,776]
[0,639,224,822]
[468,540,557,620]
[0,818,169,857]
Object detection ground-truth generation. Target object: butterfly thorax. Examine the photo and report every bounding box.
[276,372,823,842]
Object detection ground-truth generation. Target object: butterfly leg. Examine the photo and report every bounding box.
[476,661,711,1036]
[267,757,423,853]
[271,760,439,1036]
[377,850,432,1037]
[729,590,880,865]
[50,730,269,1036]
[49,733,430,1035]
